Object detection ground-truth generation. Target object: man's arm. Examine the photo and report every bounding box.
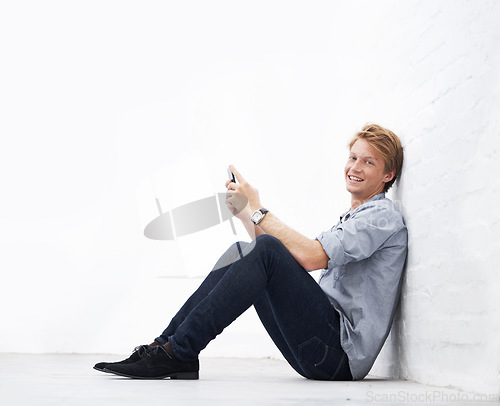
[227,165,329,271]
[256,212,328,271]
[237,212,266,240]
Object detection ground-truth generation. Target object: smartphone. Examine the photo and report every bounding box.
[227,168,236,183]
[226,168,238,236]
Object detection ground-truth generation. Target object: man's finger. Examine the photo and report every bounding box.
[229,164,246,184]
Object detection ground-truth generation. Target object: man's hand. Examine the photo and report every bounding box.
[225,165,262,212]
[225,164,328,271]
[225,165,266,239]
[225,190,250,220]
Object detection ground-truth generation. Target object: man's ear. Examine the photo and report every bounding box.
[384,169,396,183]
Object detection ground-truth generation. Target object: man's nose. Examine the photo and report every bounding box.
[352,160,362,172]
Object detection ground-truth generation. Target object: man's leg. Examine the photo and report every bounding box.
[252,249,352,381]
[154,241,251,345]
[105,234,351,380]
[168,234,351,380]
[94,241,248,373]
[253,293,307,378]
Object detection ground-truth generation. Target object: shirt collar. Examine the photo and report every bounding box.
[340,193,386,222]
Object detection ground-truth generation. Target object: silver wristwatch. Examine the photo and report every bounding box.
[250,208,269,225]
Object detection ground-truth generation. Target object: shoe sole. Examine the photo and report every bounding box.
[103,368,199,380]
[94,366,114,373]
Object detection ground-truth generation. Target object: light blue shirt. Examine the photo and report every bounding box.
[316,193,408,380]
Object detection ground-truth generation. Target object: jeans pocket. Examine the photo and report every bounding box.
[298,337,350,380]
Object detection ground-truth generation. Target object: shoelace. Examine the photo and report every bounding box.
[145,344,172,359]
[132,345,149,358]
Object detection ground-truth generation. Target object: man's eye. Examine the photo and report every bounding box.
[349,156,356,160]
[366,161,373,165]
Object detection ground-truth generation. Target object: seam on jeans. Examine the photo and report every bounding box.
[330,352,346,380]
[314,344,328,367]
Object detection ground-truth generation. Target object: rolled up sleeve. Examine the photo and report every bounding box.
[316,205,398,270]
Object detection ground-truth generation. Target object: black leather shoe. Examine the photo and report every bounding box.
[93,345,151,372]
[104,345,199,379]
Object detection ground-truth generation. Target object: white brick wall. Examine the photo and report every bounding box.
[366,0,500,396]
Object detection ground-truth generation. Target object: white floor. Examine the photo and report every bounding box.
[0,354,494,405]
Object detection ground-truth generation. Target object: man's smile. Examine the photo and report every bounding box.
[348,175,364,182]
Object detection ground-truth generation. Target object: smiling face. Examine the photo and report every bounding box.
[345,138,395,209]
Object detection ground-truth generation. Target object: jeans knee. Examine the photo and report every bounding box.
[255,234,288,254]
[255,234,281,247]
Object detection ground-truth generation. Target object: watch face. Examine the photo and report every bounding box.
[251,211,263,223]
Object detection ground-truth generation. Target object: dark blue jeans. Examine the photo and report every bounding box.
[155,234,352,381]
